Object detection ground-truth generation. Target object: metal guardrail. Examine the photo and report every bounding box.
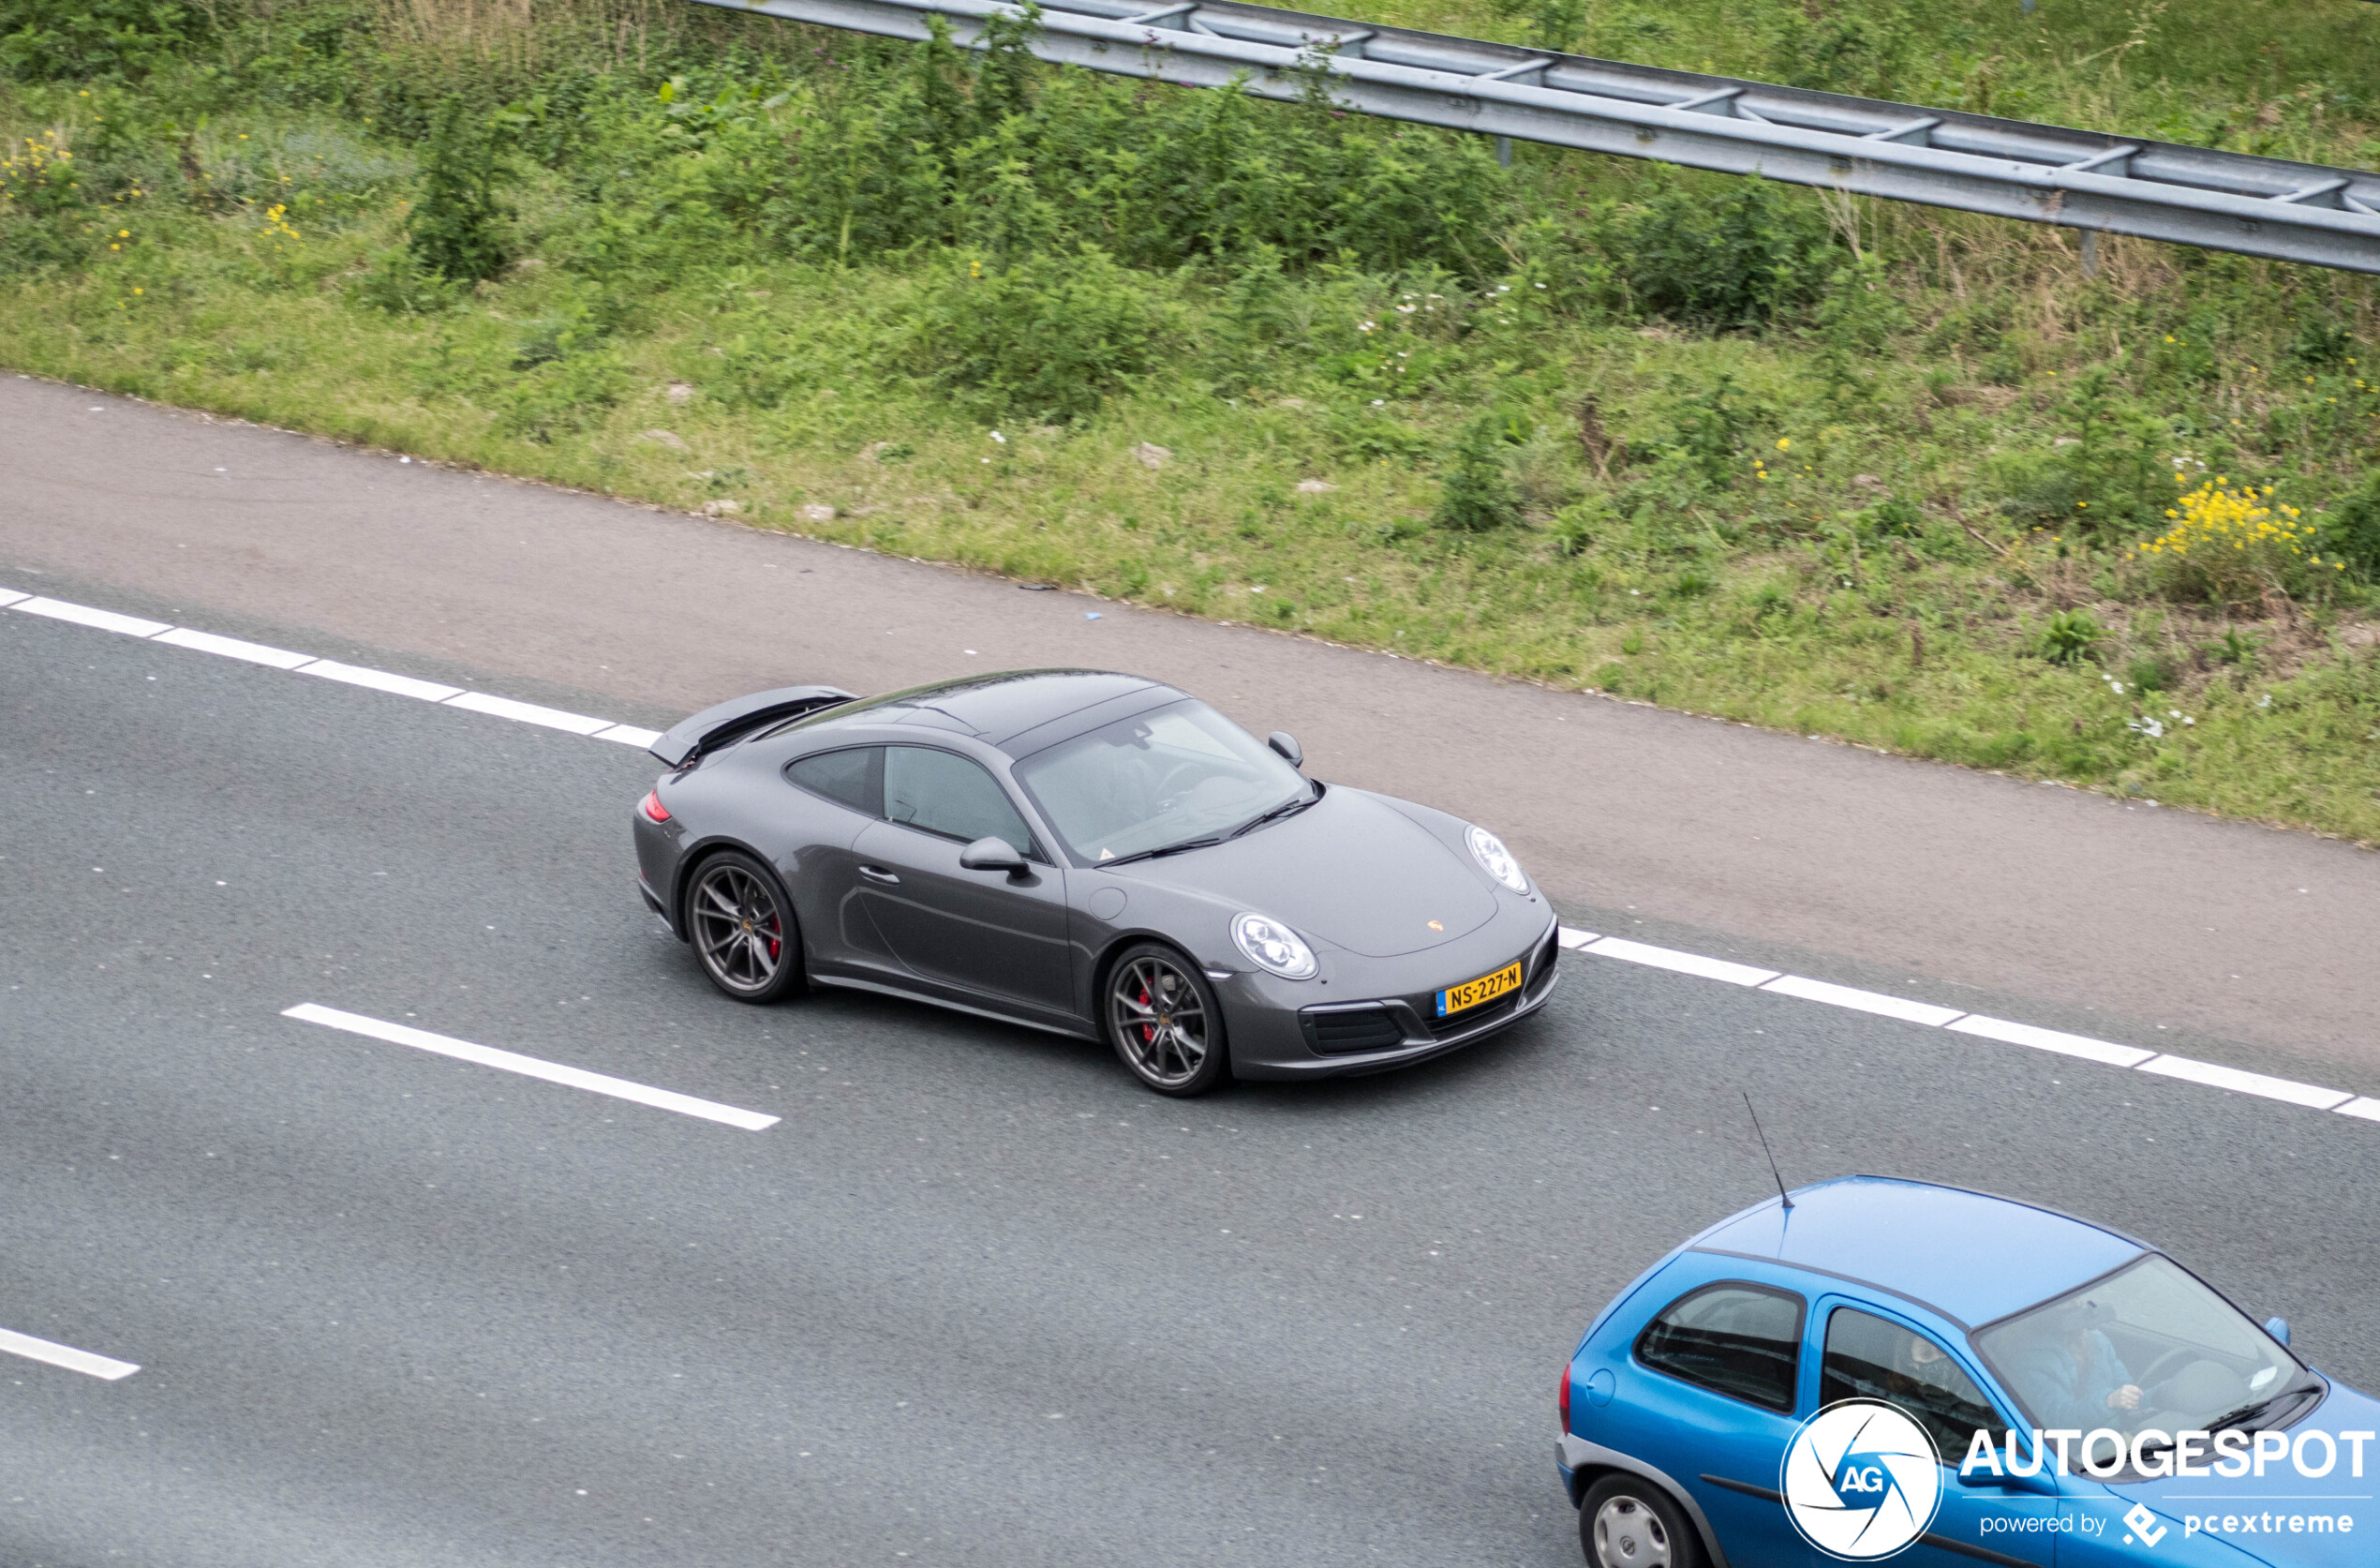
[692,0,2380,274]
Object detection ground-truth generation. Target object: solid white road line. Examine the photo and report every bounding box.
[0,587,30,607]
[11,596,171,637]
[0,1325,140,1381]
[593,724,665,748]
[442,692,616,736]
[1585,936,1779,988]
[1945,1014,2158,1068]
[1555,926,1599,949]
[1760,974,1966,1028]
[296,659,466,703]
[154,626,315,669]
[2135,1053,2354,1111]
[2339,1098,2380,1123]
[282,1004,779,1131]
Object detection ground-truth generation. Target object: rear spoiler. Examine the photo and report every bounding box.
[648,685,857,768]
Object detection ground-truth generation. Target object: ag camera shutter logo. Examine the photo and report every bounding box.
[1781,1400,1944,1560]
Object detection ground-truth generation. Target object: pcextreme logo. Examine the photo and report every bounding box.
[1781,1400,1943,1561]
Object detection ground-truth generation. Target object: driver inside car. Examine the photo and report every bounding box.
[2001,1299,2147,1431]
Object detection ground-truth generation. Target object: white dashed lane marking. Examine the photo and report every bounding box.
[1947,1014,2157,1068]
[5,585,2368,1132]
[5,590,651,744]
[282,1004,781,1131]
[1760,973,1964,1028]
[2135,1053,2354,1111]
[442,691,616,736]
[0,1324,140,1381]
[1560,928,2363,1122]
[299,659,464,703]
[153,626,315,669]
[1583,936,1778,987]
[13,596,171,637]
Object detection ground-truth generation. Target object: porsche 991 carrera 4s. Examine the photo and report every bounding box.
[631,670,1559,1095]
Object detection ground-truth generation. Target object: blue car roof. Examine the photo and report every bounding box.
[1690,1176,2146,1328]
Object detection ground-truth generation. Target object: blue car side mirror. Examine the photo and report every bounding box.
[2266,1315,2291,1347]
[1957,1465,2056,1497]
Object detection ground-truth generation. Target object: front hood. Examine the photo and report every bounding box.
[2082,1380,2380,1565]
[1121,787,1499,958]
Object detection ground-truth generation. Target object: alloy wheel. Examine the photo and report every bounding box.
[1109,953,1210,1091]
[692,860,785,996]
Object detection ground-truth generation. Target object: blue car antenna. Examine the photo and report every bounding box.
[1743,1092,1793,1213]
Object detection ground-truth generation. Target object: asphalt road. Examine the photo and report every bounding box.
[6,580,2377,1567]
[2,375,2376,1086]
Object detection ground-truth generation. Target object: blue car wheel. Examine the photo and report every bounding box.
[1579,1473,1703,1568]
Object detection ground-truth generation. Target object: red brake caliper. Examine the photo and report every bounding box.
[1136,982,1155,1044]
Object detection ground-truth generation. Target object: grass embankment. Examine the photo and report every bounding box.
[4,0,2379,838]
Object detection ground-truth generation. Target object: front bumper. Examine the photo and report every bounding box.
[1218,910,1562,1080]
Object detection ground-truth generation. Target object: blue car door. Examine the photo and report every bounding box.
[1811,1297,2060,1566]
[1625,1277,1825,1565]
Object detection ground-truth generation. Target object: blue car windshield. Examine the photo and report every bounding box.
[1013,699,1305,863]
[1972,1255,2303,1441]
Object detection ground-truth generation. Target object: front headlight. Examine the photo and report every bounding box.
[1466,825,1528,892]
[1232,912,1317,979]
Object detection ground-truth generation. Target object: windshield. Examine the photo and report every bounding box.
[1973,1255,2305,1441]
[1012,699,1307,863]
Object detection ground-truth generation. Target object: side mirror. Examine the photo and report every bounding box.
[1956,1466,2055,1496]
[2265,1316,2291,1348]
[1267,731,1303,768]
[959,836,1028,874]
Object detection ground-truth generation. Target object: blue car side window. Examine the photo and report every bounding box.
[1635,1282,1806,1413]
[1822,1307,2002,1466]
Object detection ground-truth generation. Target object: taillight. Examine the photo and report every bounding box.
[640,789,671,824]
[1559,1363,1572,1432]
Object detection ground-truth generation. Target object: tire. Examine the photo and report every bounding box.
[1103,942,1229,1097]
[684,849,806,1004]
[1578,1473,1704,1568]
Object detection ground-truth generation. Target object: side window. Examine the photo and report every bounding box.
[1636,1283,1806,1412]
[884,746,1034,856]
[788,747,882,815]
[1822,1308,2001,1467]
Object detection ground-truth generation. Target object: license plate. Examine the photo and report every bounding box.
[1436,961,1523,1018]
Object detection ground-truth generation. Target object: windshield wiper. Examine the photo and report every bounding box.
[2201,1376,2322,1436]
[1227,787,1318,839]
[1103,834,1227,867]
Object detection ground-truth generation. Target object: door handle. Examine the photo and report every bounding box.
[858,865,900,885]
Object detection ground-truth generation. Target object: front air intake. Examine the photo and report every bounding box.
[1302,1006,1407,1056]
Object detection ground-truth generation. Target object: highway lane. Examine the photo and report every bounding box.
[5,606,2378,1568]
[5,374,2377,1084]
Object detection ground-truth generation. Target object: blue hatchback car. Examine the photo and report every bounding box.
[1557,1177,2378,1566]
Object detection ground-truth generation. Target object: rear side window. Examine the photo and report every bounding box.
[788,747,881,815]
[1636,1282,1806,1412]
[1822,1307,2001,1466]
[885,746,1034,856]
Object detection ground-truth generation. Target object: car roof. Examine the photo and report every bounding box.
[1689,1175,2147,1329]
[793,670,1177,752]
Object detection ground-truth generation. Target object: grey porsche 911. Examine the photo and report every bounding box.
[630,669,1559,1096]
